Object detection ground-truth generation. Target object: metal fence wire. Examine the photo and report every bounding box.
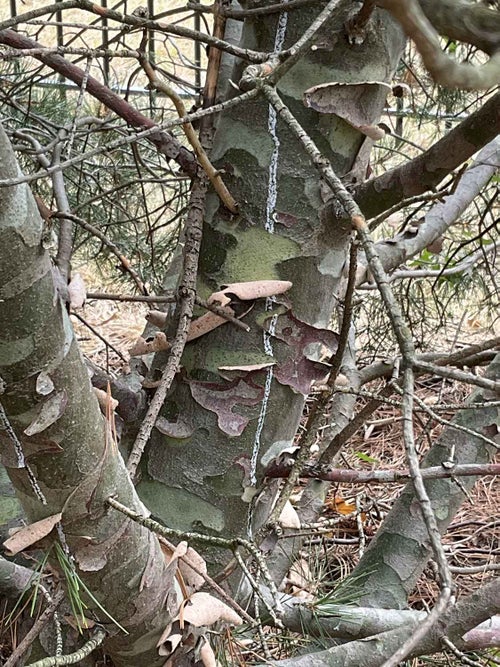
[7,0,202,96]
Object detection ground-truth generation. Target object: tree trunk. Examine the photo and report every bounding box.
[0,124,175,667]
[135,3,405,567]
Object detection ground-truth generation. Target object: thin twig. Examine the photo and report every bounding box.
[25,628,106,667]
[71,312,128,363]
[156,535,255,625]
[415,360,500,394]
[126,175,206,479]
[86,291,175,304]
[0,87,260,188]
[139,55,238,213]
[263,241,358,530]
[4,589,66,667]
[408,388,499,451]
[0,29,198,178]
[270,0,343,83]
[53,212,147,294]
[85,292,249,331]
[265,462,500,484]
[194,296,251,332]
[77,0,268,62]
[0,391,47,504]
[188,0,318,19]
[106,496,282,614]
[381,367,453,667]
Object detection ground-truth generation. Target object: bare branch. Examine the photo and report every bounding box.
[25,628,106,667]
[419,0,500,56]
[126,175,206,480]
[140,55,238,213]
[0,30,198,177]
[355,92,500,219]
[266,462,500,484]
[357,137,500,286]
[379,0,500,89]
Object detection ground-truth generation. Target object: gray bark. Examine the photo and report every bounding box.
[262,578,500,666]
[135,1,405,569]
[357,137,500,287]
[345,355,500,609]
[0,123,175,667]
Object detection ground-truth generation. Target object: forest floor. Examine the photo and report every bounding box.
[63,267,500,667]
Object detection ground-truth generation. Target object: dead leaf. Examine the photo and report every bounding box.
[200,640,217,667]
[178,547,207,594]
[24,391,68,436]
[158,632,182,656]
[68,272,86,309]
[182,592,242,627]
[278,501,301,529]
[287,558,315,600]
[164,541,189,567]
[185,281,292,343]
[187,311,231,342]
[3,513,62,555]
[146,310,168,328]
[93,387,119,413]
[64,614,95,631]
[210,280,292,303]
[129,332,170,356]
[35,371,54,396]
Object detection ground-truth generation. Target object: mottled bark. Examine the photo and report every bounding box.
[136,3,405,565]
[0,124,175,667]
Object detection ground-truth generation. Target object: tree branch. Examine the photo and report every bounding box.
[419,0,500,56]
[0,30,199,177]
[379,0,500,89]
[355,92,500,219]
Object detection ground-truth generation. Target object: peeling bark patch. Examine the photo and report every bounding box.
[3,512,61,555]
[188,377,265,436]
[0,425,61,471]
[24,390,68,436]
[73,514,130,572]
[304,81,391,140]
[261,310,338,395]
[275,211,299,228]
[155,415,195,440]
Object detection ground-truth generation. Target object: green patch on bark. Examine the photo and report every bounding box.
[137,480,225,533]
[223,227,299,283]
[0,466,22,525]
[206,469,246,497]
[210,119,274,170]
[0,335,34,366]
[203,349,275,376]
